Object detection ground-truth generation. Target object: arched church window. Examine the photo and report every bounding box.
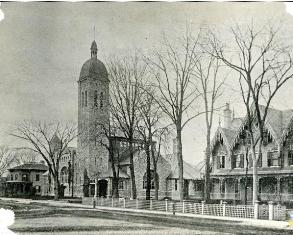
[60,167,68,184]
[100,92,104,109]
[143,170,159,190]
[94,90,98,107]
[85,91,88,107]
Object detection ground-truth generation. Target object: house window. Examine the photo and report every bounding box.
[174,179,178,191]
[100,92,104,109]
[10,174,13,181]
[118,180,124,190]
[217,156,225,169]
[36,174,40,181]
[143,170,158,190]
[267,151,279,167]
[15,174,18,180]
[94,90,98,107]
[220,181,225,194]
[35,186,41,193]
[233,154,244,168]
[288,151,293,165]
[22,174,28,182]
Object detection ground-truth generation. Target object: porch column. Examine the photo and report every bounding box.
[107,178,112,198]
[276,176,281,198]
[219,177,225,199]
[94,178,98,198]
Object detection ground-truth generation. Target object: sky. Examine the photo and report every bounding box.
[1,2,293,166]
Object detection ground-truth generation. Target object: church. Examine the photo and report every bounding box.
[71,41,202,200]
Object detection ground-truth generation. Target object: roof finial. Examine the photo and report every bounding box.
[218,116,221,127]
[93,25,96,40]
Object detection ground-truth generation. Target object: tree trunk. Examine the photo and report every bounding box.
[145,140,151,200]
[129,140,137,199]
[151,142,159,200]
[110,148,119,198]
[176,128,184,201]
[244,152,249,205]
[204,131,211,202]
[252,141,261,204]
[54,176,60,200]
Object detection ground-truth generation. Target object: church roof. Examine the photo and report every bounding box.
[79,57,108,81]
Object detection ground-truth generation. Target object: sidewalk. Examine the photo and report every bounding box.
[1,197,292,230]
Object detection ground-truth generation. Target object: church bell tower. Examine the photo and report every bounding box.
[76,40,110,196]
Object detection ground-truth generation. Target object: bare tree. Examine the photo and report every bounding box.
[11,120,77,200]
[192,53,225,202]
[145,29,203,201]
[209,22,293,203]
[0,146,15,177]
[13,148,40,165]
[108,54,146,199]
[137,87,163,200]
[151,126,171,200]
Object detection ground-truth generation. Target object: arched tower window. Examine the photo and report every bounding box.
[94,90,98,107]
[143,170,159,189]
[100,92,104,109]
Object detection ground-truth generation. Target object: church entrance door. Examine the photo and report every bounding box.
[98,179,108,197]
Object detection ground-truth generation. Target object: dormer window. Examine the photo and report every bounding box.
[232,154,244,168]
[267,151,279,167]
[217,156,225,169]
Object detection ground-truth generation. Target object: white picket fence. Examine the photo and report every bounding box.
[83,197,287,221]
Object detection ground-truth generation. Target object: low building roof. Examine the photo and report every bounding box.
[167,160,201,180]
[8,163,48,172]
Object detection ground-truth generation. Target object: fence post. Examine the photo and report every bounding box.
[150,199,153,210]
[254,200,259,219]
[136,198,139,209]
[182,200,185,213]
[268,201,274,220]
[201,201,205,215]
[172,202,175,215]
[123,198,126,208]
[222,201,227,216]
[165,199,168,212]
[93,198,96,209]
[101,197,104,206]
[112,197,114,207]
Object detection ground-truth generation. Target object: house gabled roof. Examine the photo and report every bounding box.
[218,104,293,150]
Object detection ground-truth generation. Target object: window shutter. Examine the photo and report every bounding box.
[240,154,244,168]
[217,156,220,169]
[249,154,253,168]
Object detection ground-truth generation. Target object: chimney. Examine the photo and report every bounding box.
[223,103,232,129]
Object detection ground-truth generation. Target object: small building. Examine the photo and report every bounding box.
[5,163,48,197]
